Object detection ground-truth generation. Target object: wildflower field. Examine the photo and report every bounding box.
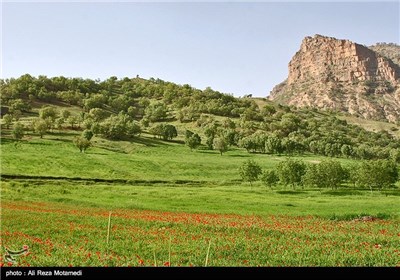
[1,182,399,267]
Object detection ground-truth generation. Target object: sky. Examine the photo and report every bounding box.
[1,1,399,97]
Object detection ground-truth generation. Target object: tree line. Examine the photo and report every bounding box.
[239,158,399,191]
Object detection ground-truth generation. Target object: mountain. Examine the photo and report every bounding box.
[268,34,400,123]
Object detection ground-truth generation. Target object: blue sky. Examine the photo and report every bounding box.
[2,1,399,97]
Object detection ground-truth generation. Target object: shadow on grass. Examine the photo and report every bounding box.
[228,154,252,158]
[130,137,168,147]
[197,150,218,155]
[49,131,81,137]
[324,190,364,196]
[49,138,73,143]
[0,137,17,145]
[276,190,307,195]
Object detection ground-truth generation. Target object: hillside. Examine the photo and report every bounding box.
[1,74,400,164]
[269,34,400,123]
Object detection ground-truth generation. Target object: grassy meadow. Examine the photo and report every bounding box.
[1,127,400,267]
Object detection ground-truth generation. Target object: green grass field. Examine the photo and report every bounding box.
[1,130,353,182]
[1,129,400,267]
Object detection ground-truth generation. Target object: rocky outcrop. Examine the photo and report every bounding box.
[269,35,400,123]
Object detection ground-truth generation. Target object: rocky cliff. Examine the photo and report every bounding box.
[269,35,400,123]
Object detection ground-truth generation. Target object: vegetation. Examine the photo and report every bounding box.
[239,160,262,185]
[1,74,400,267]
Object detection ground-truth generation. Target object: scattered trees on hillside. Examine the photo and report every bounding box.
[2,74,400,164]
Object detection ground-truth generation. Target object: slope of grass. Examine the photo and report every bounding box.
[1,132,354,182]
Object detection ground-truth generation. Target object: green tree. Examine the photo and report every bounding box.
[12,110,22,121]
[303,160,346,190]
[39,106,58,122]
[354,160,398,191]
[12,122,24,141]
[162,124,178,140]
[82,129,94,141]
[261,170,279,188]
[318,160,346,190]
[302,164,322,189]
[73,136,92,153]
[185,132,201,151]
[276,158,306,189]
[239,160,262,186]
[34,119,48,138]
[144,102,168,122]
[61,109,71,120]
[213,137,228,155]
[9,99,31,113]
[2,114,13,129]
[149,124,177,140]
[126,121,142,137]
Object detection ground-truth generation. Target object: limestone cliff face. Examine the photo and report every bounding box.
[269,35,400,123]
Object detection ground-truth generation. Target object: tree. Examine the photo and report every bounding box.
[126,121,142,137]
[302,164,322,189]
[82,129,94,141]
[318,160,346,190]
[144,102,168,122]
[2,114,13,129]
[67,115,80,129]
[239,160,262,186]
[12,110,22,121]
[12,122,24,141]
[149,124,177,140]
[261,170,279,188]
[34,119,48,138]
[353,160,398,191]
[149,124,165,139]
[303,160,346,190]
[185,132,201,151]
[61,109,71,120]
[39,106,58,122]
[276,158,306,189]
[9,99,31,113]
[213,137,228,155]
[73,136,92,153]
[162,124,178,140]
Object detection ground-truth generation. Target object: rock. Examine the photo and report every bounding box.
[269,34,400,123]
